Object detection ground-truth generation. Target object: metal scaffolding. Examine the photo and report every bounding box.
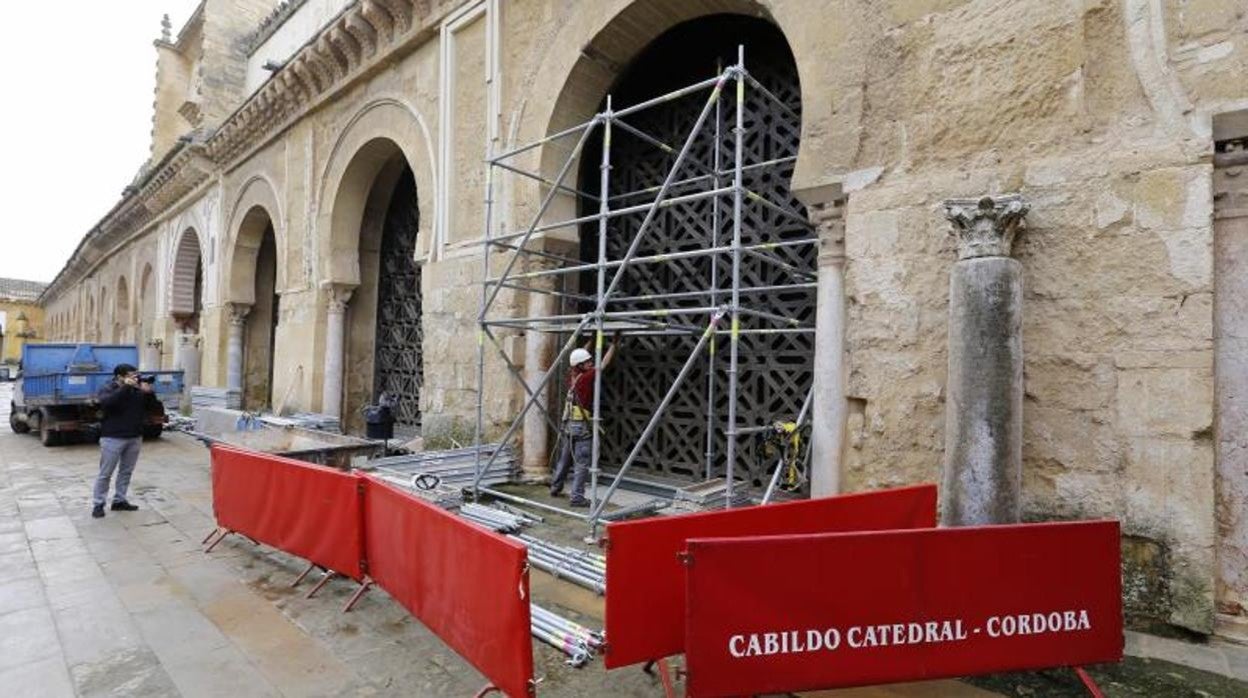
[473,47,815,537]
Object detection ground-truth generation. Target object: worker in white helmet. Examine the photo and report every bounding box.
[550,332,621,506]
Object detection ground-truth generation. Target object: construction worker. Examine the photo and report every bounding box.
[550,333,620,507]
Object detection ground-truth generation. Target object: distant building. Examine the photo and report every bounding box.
[0,277,46,363]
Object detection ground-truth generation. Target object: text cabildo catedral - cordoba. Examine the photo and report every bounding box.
[727,609,1093,658]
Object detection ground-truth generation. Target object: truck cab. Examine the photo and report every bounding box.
[9,343,185,446]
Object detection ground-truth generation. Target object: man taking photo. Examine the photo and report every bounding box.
[92,363,151,518]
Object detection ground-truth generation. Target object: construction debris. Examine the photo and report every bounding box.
[531,603,604,667]
[512,533,606,595]
[191,386,241,411]
[259,412,341,432]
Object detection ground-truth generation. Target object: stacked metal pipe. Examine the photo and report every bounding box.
[513,533,606,595]
[531,603,604,667]
[458,503,530,532]
[366,443,516,487]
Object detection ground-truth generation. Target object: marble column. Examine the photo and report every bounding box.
[225,304,251,393]
[321,284,355,420]
[809,196,848,497]
[940,195,1029,526]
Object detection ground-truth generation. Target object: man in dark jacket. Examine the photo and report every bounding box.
[92,363,151,518]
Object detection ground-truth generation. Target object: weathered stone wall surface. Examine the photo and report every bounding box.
[836,0,1244,633]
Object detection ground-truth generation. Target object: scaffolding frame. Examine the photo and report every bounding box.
[473,48,816,537]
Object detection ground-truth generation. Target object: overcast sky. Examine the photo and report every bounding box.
[0,1,202,283]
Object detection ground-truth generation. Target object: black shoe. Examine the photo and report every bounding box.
[91,504,105,519]
[110,501,139,512]
[549,489,564,498]
[568,497,590,508]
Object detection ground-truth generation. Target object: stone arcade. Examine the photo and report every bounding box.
[35,0,1248,640]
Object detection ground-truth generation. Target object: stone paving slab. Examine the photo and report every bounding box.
[2,382,1243,697]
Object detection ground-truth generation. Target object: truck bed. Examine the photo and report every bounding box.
[20,371,184,406]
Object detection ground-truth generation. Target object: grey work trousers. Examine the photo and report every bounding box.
[94,437,142,506]
[550,420,591,499]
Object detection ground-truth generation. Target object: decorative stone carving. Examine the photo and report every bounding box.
[944,195,1029,260]
[324,284,355,314]
[810,197,846,267]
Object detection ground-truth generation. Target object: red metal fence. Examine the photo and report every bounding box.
[683,521,1123,696]
[603,484,938,668]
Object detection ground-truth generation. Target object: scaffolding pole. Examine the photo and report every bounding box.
[473,49,815,535]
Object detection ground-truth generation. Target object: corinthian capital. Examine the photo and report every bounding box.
[944,195,1029,260]
[228,303,252,327]
[322,282,356,313]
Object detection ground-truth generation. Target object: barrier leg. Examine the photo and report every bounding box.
[200,527,221,545]
[342,579,373,613]
[291,562,318,588]
[204,530,231,553]
[1073,667,1105,698]
[657,657,677,698]
[472,684,500,697]
[305,570,338,599]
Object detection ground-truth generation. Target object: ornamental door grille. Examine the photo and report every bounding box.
[583,52,814,486]
[373,168,424,430]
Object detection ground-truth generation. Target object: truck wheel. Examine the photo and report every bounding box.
[9,404,29,434]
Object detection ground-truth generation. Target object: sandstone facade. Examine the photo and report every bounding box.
[37,0,1248,636]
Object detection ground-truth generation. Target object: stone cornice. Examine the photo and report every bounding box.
[206,0,451,169]
[242,0,312,56]
[42,0,451,307]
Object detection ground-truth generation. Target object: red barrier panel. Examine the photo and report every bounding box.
[362,476,533,697]
[684,521,1123,697]
[210,444,364,580]
[603,484,937,668]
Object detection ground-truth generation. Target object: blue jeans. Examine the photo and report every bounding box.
[94,437,142,506]
[550,421,591,499]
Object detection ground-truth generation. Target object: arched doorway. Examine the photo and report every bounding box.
[98,287,109,343]
[138,264,154,343]
[170,228,204,331]
[331,139,424,435]
[170,228,205,389]
[228,205,280,411]
[572,15,812,485]
[116,276,130,343]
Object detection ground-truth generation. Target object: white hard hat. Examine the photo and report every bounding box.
[569,348,592,367]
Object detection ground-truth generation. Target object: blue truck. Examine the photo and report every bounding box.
[8,344,185,446]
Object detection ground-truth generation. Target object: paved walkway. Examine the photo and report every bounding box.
[6,383,1242,697]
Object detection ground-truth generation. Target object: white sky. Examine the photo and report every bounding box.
[0,1,203,283]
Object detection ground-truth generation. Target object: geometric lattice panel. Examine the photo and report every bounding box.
[580,53,815,487]
[373,168,424,430]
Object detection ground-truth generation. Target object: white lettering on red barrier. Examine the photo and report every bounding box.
[727,609,1092,659]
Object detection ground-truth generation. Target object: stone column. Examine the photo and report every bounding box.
[1215,133,1248,630]
[225,304,251,392]
[141,339,162,371]
[809,196,848,497]
[173,331,201,412]
[520,261,560,482]
[320,284,355,420]
[940,195,1029,526]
